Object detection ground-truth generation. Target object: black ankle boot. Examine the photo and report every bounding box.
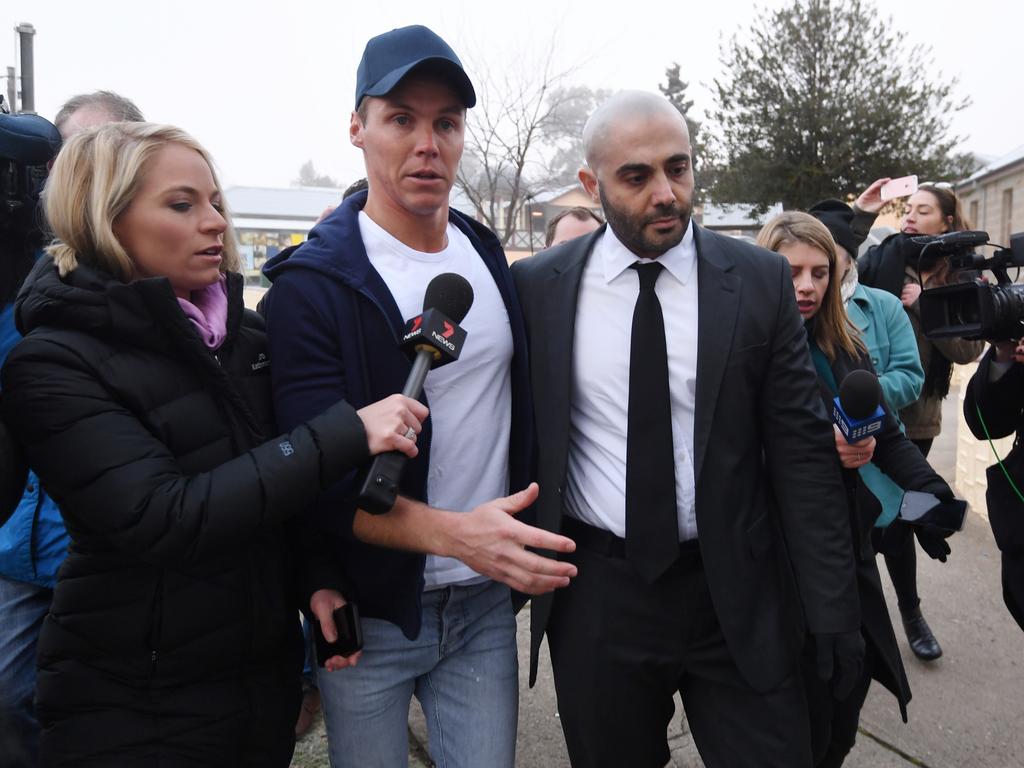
[901,605,942,661]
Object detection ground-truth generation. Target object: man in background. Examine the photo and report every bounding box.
[544,206,604,248]
[54,90,144,138]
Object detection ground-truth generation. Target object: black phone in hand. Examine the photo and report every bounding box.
[313,602,363,665]
[899,491,968,534]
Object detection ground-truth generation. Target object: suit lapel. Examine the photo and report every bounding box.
[693,226,741,486]
[539,232,598,483]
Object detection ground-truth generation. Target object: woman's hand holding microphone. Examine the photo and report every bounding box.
[357,395,429,458]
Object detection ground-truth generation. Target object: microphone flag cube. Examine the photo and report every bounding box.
[832,397,884,444]
[400,308,467,368]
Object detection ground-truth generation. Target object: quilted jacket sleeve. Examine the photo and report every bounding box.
[0,334,368,567]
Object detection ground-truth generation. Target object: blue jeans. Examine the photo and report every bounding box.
[0,576,52,768]
[318,580,518,768]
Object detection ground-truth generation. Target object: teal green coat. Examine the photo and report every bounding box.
[846,283,924,526]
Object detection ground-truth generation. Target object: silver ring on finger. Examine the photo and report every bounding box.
[404,426,416,440]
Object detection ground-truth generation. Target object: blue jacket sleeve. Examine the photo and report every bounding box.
[877,291,924,413]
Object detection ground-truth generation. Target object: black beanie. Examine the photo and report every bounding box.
[808,199,862,258]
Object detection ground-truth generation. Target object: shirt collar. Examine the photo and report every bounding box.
[597,218,697,286]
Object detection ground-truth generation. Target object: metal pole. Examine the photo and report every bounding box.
[527,198,535,256]
[16,23,36,114]
[5,67,15,114]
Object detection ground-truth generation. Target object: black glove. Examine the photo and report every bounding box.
[915,526,952,562]
[814,630,865,700]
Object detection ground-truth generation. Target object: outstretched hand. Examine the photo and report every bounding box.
[449,483,578,595]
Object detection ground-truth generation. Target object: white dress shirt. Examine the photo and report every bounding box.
[564,221,699,541]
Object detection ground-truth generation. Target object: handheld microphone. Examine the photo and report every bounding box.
[356,273,474,515]
[910,230,989,254]
[832,369,885,444]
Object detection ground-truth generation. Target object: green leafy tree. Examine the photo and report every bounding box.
[707,0,976,213]
[659,63,710,200]
[659,63,703,163]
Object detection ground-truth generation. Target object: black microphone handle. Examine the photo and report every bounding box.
[357,348,435,515]
[401,349,434,398]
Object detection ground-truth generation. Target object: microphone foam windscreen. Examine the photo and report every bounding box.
[838,369,883,421]
[423,272,474,323]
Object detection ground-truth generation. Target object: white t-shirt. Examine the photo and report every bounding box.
[359,212,513,588]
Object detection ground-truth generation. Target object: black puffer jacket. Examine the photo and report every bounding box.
[1,257,369,768]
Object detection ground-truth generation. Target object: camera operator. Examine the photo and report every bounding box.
[0,109,63,767]
[857,183,984,662]
[964,340,1024,631]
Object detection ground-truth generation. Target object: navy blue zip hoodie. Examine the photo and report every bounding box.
[262,190,533,639]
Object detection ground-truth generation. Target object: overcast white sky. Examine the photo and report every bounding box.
[2,0,1019,190]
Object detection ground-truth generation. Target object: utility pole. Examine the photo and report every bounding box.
[5,67,15,113]
[15,23,36,113]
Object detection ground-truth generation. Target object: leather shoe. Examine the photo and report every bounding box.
[901,606,942,661]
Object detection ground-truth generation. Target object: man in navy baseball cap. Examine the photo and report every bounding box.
[263,22,571,768]
[354,24,476,109]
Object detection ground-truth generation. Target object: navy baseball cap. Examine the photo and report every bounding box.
[0,112,61,165]
[355,25,476,109]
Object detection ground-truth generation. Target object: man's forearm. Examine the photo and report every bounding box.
[352,496,461,558]
[350,485,578,595]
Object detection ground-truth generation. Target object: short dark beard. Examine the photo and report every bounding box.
[598,186,691,259]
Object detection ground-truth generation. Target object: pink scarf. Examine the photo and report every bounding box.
[177,276,228,350]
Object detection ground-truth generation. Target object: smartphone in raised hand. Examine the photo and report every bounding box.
[881,175,918,201]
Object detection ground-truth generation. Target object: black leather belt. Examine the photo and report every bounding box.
[562,516,701,563]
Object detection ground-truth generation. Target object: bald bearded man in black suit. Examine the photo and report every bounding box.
[511,91,863,768]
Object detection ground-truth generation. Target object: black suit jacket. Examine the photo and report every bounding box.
[511,224,860,692]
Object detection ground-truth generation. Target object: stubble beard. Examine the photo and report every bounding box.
[599,186,691,259]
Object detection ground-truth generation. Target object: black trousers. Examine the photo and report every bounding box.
[879,437,934,611]
[803,641,875,768]
[546,520,812,768]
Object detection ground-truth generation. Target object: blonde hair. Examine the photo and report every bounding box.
[44,122,240,280]
[757,211,865,362]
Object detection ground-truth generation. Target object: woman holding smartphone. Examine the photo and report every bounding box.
[0,122,426,767]
[857,182,984,661]
[757,211,954,768]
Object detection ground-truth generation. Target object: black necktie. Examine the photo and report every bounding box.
[626,262,679,582]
